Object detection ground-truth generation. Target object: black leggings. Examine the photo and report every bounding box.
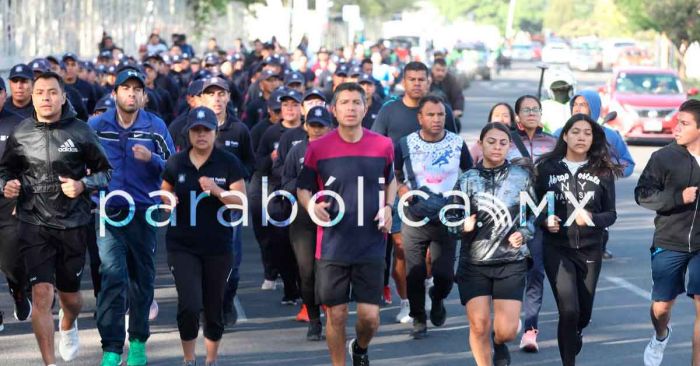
[0,221,27,300]
[168,249,233,342]
[543,244,602,366]
[289,212,320,320]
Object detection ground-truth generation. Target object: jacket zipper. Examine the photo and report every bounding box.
[688,157,697,253]
[46,127,52,181]
[569,162,582,249]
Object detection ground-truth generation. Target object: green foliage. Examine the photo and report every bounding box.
[187,0,264,34]
[515,0,546,34]
[555,0,631,38]
[616,0,700,47]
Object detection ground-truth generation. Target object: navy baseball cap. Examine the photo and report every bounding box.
[201,76,229,93]
[98,50,113,60]
[94,95,116,112]
[357,73,374,84]
[171,54,183,64]
[284,71,305,86]
[180,52,191,60]
[349,66,362,78]
[0,77,5,91]
[143,53,163,62]
[204,54,220,66]
[114,69,145,90]
[260,69,281,81]
[62,52,79,62]
[334,64,349,76]
[106,65,117,75]
[9,64,32,80]
[303,88,327,102]
[279,88,303,103]
[30,59,51,74]
[263,55,282,67]
[187,80,204,97]
[96,64,106,74]
[187,107,218,131]
[46,55,60,65]
[305,106,332,127]
[268,87,286,110]
[193,69,213,81]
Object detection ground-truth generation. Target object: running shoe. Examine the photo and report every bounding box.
[519,329,539,352]
[261,279,277,290]
[58,309,80,362]
[644,326,672,366]
[395,299,412,323]
[382,285,392,305]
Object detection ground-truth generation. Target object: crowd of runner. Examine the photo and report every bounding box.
[0,30,698,366]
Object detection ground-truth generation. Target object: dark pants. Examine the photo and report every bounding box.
[522,228,544,330]
[86,213,101,298]
[290,212,320,320]
[0,219,28,302]
[249,181,279,281]
[168,249,233,341]
[384,236,393,287]
[96,211,157,354]
[403,223,456,322]
[270,225,300,299]
[223,211,243,312]
[544,244,603,366]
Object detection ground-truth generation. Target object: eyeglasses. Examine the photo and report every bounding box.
[520,107,541,115]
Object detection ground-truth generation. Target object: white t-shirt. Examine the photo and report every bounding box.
[693,154,700,167]
[562,158,588,175]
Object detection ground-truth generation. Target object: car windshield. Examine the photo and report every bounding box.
[615,73,683,95]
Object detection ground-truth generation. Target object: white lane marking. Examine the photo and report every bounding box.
[604,275,651,300]
[234,296,247,322]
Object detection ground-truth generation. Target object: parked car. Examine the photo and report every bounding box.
[569,44,603,71]
[511,43,534,61]
[601,67,696,144]
[542,41,571,64]
[451,42,493,86]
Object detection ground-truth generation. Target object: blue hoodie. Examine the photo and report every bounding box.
[89,108,175,208]
[554,89,635,177]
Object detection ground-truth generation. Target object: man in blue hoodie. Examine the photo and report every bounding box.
[553,89,635,259]
[88,69,175,366]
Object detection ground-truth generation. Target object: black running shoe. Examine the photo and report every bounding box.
[492,332,511,366]
[410,320,428,339]
[306,319,322,341]
[13,292,32,321]
[429,287,446,327]
[348,338,369,366]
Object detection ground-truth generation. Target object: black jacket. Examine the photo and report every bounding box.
[430,73,465,113]
[0,104,111,229]
[535,159,617,250]
[635,142,700,253]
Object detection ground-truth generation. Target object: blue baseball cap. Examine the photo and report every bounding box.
[114,69,145,90]
[260,69,281,81]
[279,88,303,103]
[187,80,204,97]
[204,54,220,66]
[201,76,229,93]
[9,64,33,81]
[187,106,218,131]
[357,73,374,84]
[305,106,332,127]
[349,66,362,78]
[62,52,79,62]
[29,59,51,74]
[268,87,286,110]
[334,64,349,76]
[99,50,113,60]
[303,88,326,102]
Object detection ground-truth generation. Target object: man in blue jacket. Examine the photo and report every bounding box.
[89,69,175,366]
[554,89,636,259]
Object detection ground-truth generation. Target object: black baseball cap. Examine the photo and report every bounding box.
[284,71,305,86]
[187,80,204,97]
[114,69,145,90]
[143,53,163,63]
[9,64,32,81]
[94,95,116,112]
[187,107,218,131]
[303,88,327,102]
[357,73,374,84]
[260,69,281,81]
[62,52,79,62]
[334,64,349,77]
[268,87,286,110]
[305,106,332,127]
[201,76,229,93]
[279,88,303,103]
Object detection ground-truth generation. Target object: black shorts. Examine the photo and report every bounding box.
[316,260,385,306]
[19,222,89,293]
[456,260,528,305]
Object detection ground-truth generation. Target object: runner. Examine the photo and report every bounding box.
[89,68,175,366]
[161,106,246,366]
[297,83,396,365]
[635,99,700,366]
[5,64,34,118]
[282,105,333,338]
[535,113,622,366]
[454,122,535,366]
[0,71,111,366]
[395,95,472,339]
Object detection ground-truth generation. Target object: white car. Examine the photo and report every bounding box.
[542,42,571,64]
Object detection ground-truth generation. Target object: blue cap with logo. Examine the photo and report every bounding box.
[187,80,204,97]
[201,76,229,93]
[9,64,33,80]
[357,73,374,84]
[284,71,305,86]
[305,106,332,127]
[334,64,349,76]
[94,95,116,112]
[62,52,79,62]
[303,88,327,102]
[260,69,281,81]
[187,106,218,131]
[279,88,303,103]
[114,69,145,90]
[30,59,51,74]
[267,87,286,110]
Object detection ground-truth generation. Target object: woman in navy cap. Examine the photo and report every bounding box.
[161,106,247,366]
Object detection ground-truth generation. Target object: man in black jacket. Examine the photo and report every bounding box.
[0,72,111,366]
[635,99,700,366]
[430,58,464,119]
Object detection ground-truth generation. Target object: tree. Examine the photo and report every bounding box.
[514,0,546,34]
[187,0,265,34]
[616,0,700,47]
[556,0,630,38]
[430,0,482,22]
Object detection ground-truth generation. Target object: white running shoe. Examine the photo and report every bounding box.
[644,326,671,366]
[395,299,412,323]
[148,299,159,321]
[58,309,80,362]
[261,279,277,290]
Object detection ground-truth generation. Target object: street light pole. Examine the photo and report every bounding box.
[506,0,517,40]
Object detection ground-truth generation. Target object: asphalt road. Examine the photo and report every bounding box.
[0,61,697,365]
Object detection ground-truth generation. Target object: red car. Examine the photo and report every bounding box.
[600,67,698,144]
